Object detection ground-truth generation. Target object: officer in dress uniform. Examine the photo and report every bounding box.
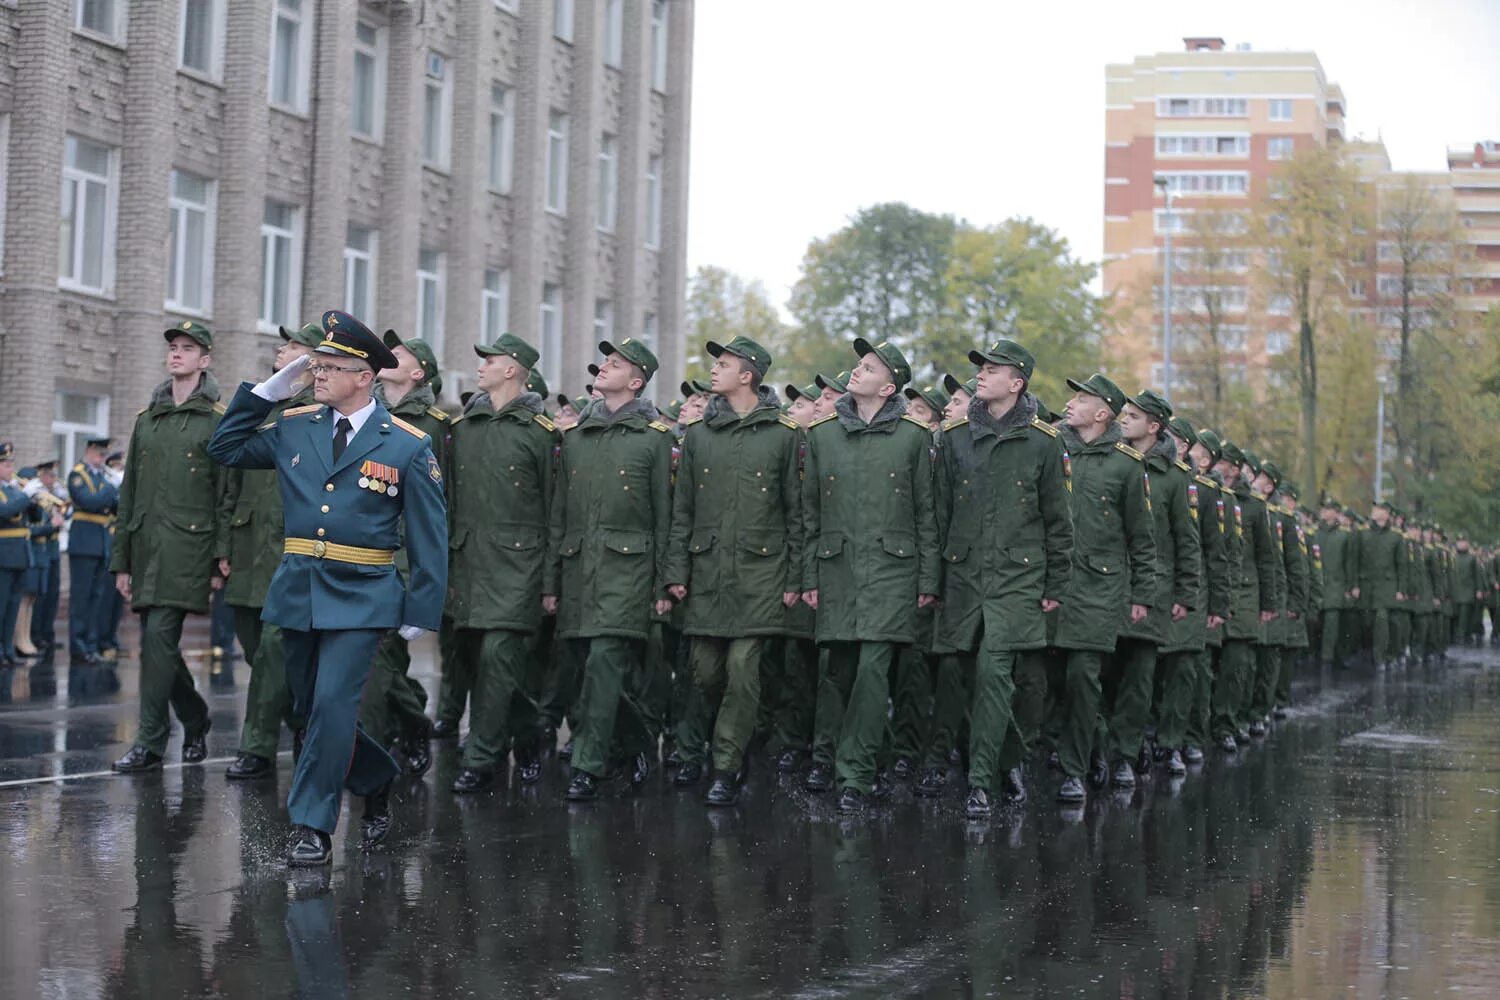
[208,311,448,867]
[66,437,117,665]
[28,461,67,658]
[0,444,43,667]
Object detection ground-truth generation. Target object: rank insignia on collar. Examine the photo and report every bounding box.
[291,453,300,468]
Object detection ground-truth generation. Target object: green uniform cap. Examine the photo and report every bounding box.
[706,336,773,378]
[385,329,441,385]
[475,332,540,371]
[815,370,851,394]
[1127,388,1174,423]
[599,337,659,383]
[785,383,820,404]
[1373,498,1393,511]
[1168,415,1197,446]
[903,382,951,414]
[664,399,683,421]
[526,369,549,398]
[1279,480,1299,501]
[1065,372,1126,416]
[1241,449,1263,475]
[681,378,711,399]
[968,338,1036,382]
[280,322,324,348]
[1259,459,1283,485]
[165,319,213,349]
[1218,438,1245,466]
[852,337,912,389]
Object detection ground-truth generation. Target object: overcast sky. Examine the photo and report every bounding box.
[685,0,1500,308]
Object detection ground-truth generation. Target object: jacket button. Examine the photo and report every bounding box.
[321,504,330,513]
[622,547,630,552]
[317,528,325,537]
[189,524,196,530]
[325,483,334,492]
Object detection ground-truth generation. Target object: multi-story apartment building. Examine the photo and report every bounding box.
[1449,141,1500,311]
[0,0,693,468]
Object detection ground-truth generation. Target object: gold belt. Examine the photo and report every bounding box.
[284,538,395,566]
[0,527,29,539]
[72,511,113,525]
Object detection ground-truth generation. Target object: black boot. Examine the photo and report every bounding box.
[673,760,704,786]
[704,772,741,807]
[361,780,393,848]
[1057,776,1086,802]
[914,766,947,798]
[1110,759,1136,788]
[451,767,494,794]
[1000,767,1026,805]
[803,762,834,793]
[182,718,211,764]
[287,825,332,867]
[836,787,867,814]
[112,746,163,774]
[965,787,992,819]
[566,770,599,802]
[225,752,272,781]
[1086,751,1109,789]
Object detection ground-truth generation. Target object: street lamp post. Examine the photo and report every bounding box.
[1374,375,1388,503]
[1155,176,1174,398]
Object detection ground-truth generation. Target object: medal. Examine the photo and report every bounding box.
[359,476,370,488]
[387,485,398,497]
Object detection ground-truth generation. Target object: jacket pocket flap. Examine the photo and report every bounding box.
[603,530,649,555]
[164,511,214,534]
[739,532,784,557]
[1008,547,1042,567]
[559,534,584,557]
[816,535,845,559]
[230,508,253,527]
[688,530,717,554]
[943,542,971,563]
[503,528,543,551]
[881,533,916,558]
[1085,553,1119,574]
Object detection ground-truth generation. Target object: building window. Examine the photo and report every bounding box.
[75,0,122,42]
[180,0,225,78]
[650,0,669,91]
[422,52,453,169]
[604,0,624,68]
[344,224,376,322]
[594,299,613,344]
[1156,96,1247,118]
[597,134,619,232]
[488,83,515,193]
[1154,208,1192,235]
[1267,137,1294,161]
[1267,293,1293,315]
[259,199,302,332]
[0,115,8,276]
[1155,134,1249,158]
[546,111,570,215]
[645,154,663,248]
[52,392,111,476]
[166,170,216,317]
[1348,278,1366,299]
[416,249,446,353]
[482,268,510,343]
[554,0,574,42]
[351,20,386,142]
[1268,99,1293,122]
[641,312,658,353]
[270,0,311,113]
[58,135,118,296]
[1155,172,1249,196]
[1266,331,1291,355]
[539,284,563,378]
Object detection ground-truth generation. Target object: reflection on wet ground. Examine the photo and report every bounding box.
[4,638,1500,998]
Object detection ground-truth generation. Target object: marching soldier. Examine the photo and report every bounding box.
[66,436,118,666]
[1360,500,1405,668]
[110,322,228,774]
[1453,535,1482,645]
[1315,498,1358,669]
[208,311,447,865]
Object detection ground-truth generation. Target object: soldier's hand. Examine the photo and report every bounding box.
[1260,610,1278,624]
[49,513,64,528]
[209,575,224,592]
[1395,592,1405,602]
[801,589,819,610]
[218,558,231,578]
[918,593,937,609]
[668,584,687,601]
[398,625,425,641]
[1350,587,1360,599]
[782,591,800,608]
[1207,614,1227,629]
[115,573,131,602]
[542,595,559,615]
[252,354,312,401]
[1041,598,1060,613]
[653,599,674,616]
[1171,603,1188,622]
[1129,603,1149,624]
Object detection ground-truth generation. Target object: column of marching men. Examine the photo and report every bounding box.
[4,313,1499,850]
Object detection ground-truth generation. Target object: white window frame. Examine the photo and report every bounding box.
[351,20,387,143]
[482,268,510,344]
[597,133,619,233]
[488,83,515,193]
[416,249,447,354]
[1267,293,1293,315]
[493,0,519,13]
[58,135,119,297]
[1155,133,1249,158]
[343,224,377,323]
[179,0,226,80]
[269,0,313,114]
[74,0,123,44]
[166,169,217,318]
[546,111,570,215]
[1155,171,1249,197]
[1268,98,1293,122]
[422,51,454,170]
[650,0,669,91]
[52,392,111,482]
[259,199,303,334]
[645,154,663,249]
[594,299,613,344]
[641,311,659,353]
[539,283,563,378]
[554,0,574,42]
[1265,330,1292,355]
[1155,96,1248,119]
[604,0,625,68]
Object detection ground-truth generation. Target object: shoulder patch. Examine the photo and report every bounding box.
[1030,417,1058,437]
[682,416,702,427]
[778,414,799,431]
[73,463,86,474]
[533,413,556,432]
[426,405,450,422]
[135,407,148,417]
[391,416,427,439]
[1174,459,1191,472]
[448,413,466,426]
[281,404,322,418]
[648,420,673,433]
[212,401,227,415]
[901,414,932,429]
[1115,441,1144,461]
[1194,474,1216,488]
[809,413,838,429]
[942,416,969,432]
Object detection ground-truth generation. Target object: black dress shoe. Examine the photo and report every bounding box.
[704,774,741,807]
[431,719,460,740]
[288,825,332,867]
[182,719,211,764]
[965,787,992,819]
[402,727,433,777]
[1057,776,1086,802]
[1218,733,1238,753]
[112,746,163,774]
[1046,750,1062,772]
[70,652,101,667]
[362,781,393,848]
[451,767,494,794]
[1272,705,1288,720]
[803,762,834,793]
[226,752,272,780]
[293,728,305,764]
[629,752,652,788]
[774,748,801,774]
[890,755,914,780]
[1110,760,1136,788]
[1165,749,1187,776]
[1087,752,1109,789]
[914,767,947,798]
[663,744,684,768]
[673,761,703,786]
[514,742,543,784]
[1001,767,1026,805]
[558,737,575,760]
[870,772,893,799]
[1235,728,1251,743]
[836,787,867,814]
[947,747,962,766]
[566,770,599,801]
[1248,720,1267,738]
[1182,744,1205,764]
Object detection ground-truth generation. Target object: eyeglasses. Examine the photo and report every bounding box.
[308,363,367,377]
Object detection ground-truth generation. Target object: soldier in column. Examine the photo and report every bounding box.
[222,324,320,780]
[1315,497,1357,670]
[97,450,129,659]
[1452,534,1482,645]
[810,371,850,421]
[1183,428,1238,764]
[66,437,118,666]
[941,374,974,424]
[1247,461,1302,733]
[111,321,228,773]
[449,334,560,793]
[799,338,939,814]
[1046,373,1155,802]
[1360,500,1405,669]
[1268,477,1310,719]
[544,338,674,802]
[932,340,1072,816]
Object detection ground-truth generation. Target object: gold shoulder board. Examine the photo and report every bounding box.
[533,413,556,432]
[1174,459,1191,472]
[648,420,673,433]
[212,401,227,415]
[808,413,838,429]
[942,416,969,432]
[682,416,703,427]
[901,414,931,429]
[73,463,86,474]
[426,406,450,422]
[1194,474,1216,488]
[281,404,322,418]
[1030,417,1057,437]
[778,414,799,430]
[391,416,427,438]
[1115,442,1144,461]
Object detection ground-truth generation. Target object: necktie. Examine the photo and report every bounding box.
[333,417,352,462]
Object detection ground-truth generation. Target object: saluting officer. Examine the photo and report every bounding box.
[208,311,447,866]
[66,437,117,665]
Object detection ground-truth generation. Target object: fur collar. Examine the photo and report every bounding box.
[834,392,906,432]
[966,391,1038,441]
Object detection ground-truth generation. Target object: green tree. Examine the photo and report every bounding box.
[683,265,791,384]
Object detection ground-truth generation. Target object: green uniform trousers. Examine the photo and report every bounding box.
[1211,639,1255,740]
[1319,609,1344,666]
[361,631,431,749]
[968,645,1044,790]
[887,647,934,765]
[922,653,973,771]
[1153,649,1197,751]
[1183,646,1216,750]
[1249,644,1282,721]
[1048,649,1105,780]
[541,631,585,734]
[688,636,763,774]
[134,606,209,756]
[1371,609,1395,664]
[460,628,539,772]
[432,618,470,728]
[1098,638,1156,764]
[763,637,818,755]
[1393,609,1412,659]
[826,641,898,794]
[570,637,654,779]
[232,606,297,760]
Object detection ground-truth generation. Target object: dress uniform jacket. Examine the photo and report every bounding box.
[664,388,804,638]
[1225,483,1283,642]
[1051,422,1156,653]
[447,391,559,632]
[66,463,117,557]
[223,389,316,610]
[800,394,940,645]
[1166,468,1230,654]
[207,384,448,632]
[1269,504,1310,648]
[0,483,34,571]
[109,374,229,613]
[1118,437,1201,647]
[932,392,1072,654]
[545,398,674,641]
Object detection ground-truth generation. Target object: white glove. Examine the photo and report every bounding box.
[105,468,124,487]
[397,625,424,642]
[23,478,45,497]
[252,354,313,402]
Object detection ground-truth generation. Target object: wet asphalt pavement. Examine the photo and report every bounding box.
[4,629,1500,999]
